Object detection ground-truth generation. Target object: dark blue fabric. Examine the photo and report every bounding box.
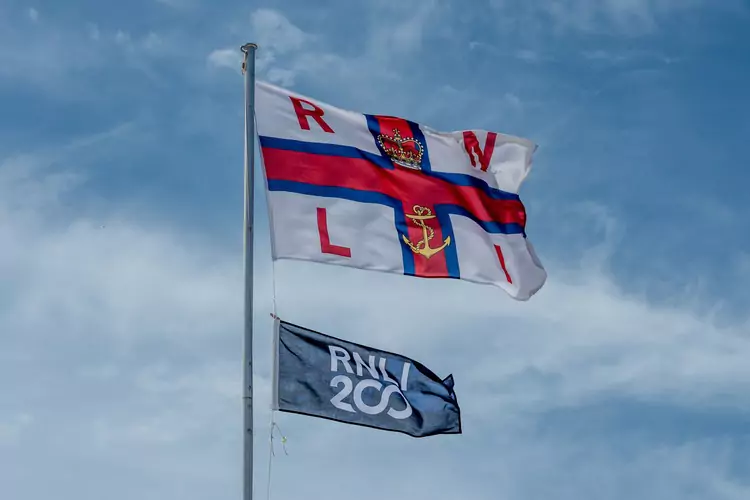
[276,321,462,438]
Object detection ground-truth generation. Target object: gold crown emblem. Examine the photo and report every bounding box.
[377,128,424,170]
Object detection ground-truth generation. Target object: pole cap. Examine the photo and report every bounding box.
[241,43,258,74]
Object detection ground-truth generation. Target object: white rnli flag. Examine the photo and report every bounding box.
[255,80,547,300]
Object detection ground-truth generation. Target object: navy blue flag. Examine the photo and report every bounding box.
[273,320,461,438]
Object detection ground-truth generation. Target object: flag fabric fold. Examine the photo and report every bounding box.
[273,319,461,438]
[256,80,547,300]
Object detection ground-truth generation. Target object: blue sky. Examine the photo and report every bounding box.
[1,0,750,499]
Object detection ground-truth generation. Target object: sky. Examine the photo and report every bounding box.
[1,0,750,499]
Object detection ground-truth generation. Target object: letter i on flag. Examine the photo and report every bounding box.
[255,81,547,300]
[272,320,461,437]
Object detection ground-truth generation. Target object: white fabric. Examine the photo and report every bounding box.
[256,80,547,300]
[267,192,406,273]
[255,81,380,155]
[448,215,547,300]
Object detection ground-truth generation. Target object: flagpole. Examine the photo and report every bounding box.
[241,42,258,500]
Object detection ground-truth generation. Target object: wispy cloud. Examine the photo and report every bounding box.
[210,4,451,96]
[582,49,684,65]
[3,133,750,498]
[0,16,173,95]
[364,0,449,61]
[209,9,314,85]
[2,0,750,498]
[488,0,741,36]
[0,413,32,446]
[154,0,199,8]
[207,48,240,72]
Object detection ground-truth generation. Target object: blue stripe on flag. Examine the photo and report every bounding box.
[407,120,432,174]
[436,204,526,235]
[259,136,394,170]
[259,135,521,201]
[435,208,461,279]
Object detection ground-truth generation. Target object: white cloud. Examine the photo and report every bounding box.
[3,2,750,498]
[516,49,542,62]
[265,67,297,87]
[114,30,131,45]
[251,9,311,55]
[364,0,445,61]
[28,8,39,22]
[0,413,32,446]
[141,32,164,52]
[154,0,197,8]
[0,22,102,90]
[207,46,297,85]
[87,23,101,41]
[503,92,523,110]
[210,6,447,95]
[272,257,750,416]
[0,16,175,94]
[2,123,749,498]
[0,124,240,347]
[243,8,316,86]
[490,0,726,35]
[582,48,682,65]
[114,30,169,56]
[0,128,255,495]
[207,48,240,71]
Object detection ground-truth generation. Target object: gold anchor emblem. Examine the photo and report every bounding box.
[402,205,451,259]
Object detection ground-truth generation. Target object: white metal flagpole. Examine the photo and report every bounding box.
[240,42,258,500]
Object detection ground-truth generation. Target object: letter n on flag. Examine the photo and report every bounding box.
[272,319,461,438]
[255,80,547,301]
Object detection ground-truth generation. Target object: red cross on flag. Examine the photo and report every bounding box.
[256,81,547,301]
